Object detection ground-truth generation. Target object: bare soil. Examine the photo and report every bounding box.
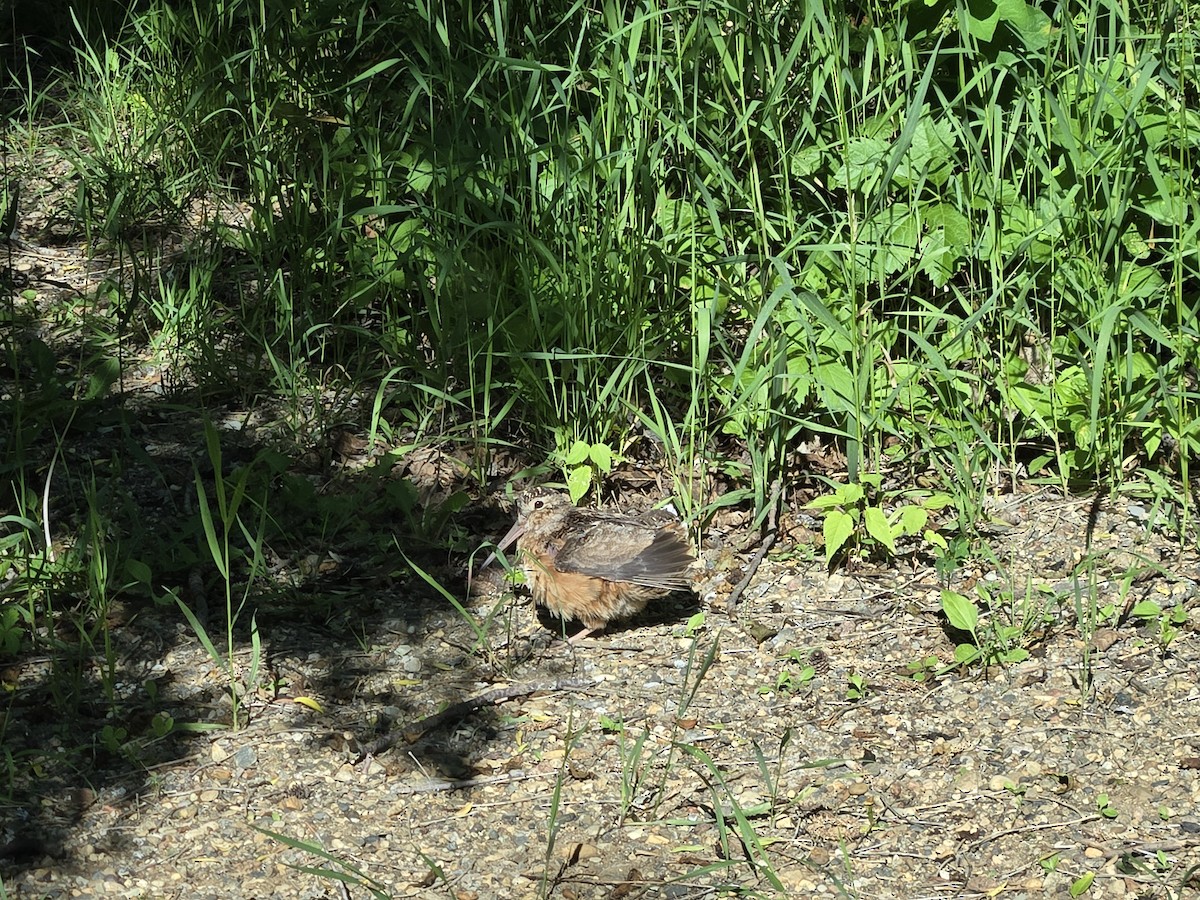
[2,471,1199,899]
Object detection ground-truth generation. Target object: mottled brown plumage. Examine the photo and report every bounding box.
[483,488,694,642]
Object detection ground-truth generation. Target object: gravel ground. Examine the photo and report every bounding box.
[3,489,1198,900]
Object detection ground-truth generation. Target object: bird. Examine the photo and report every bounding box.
[478,487,695,642]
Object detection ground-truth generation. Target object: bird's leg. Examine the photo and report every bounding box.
[567,624,601,644]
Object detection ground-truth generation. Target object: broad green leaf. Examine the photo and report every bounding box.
[808,482,864,509]
[968,0,1052,48]
[854,208,919,279]
[1129,600,1162,620]
[894,117,958,187]
[564,439,590,465]
[919,203,971,285]
[1070,872,1094,896]
[814,359,857,412]
[965,0,1001,41]
[823,510,855,563]
[838,136,890,193]
[588,443,613,473]
[863,507,896,553]
[924,529,949,551]
[790,145,824,179]
[941,590,979,634]
[918,228,958,286]
[1000,0,1053,49]
[838,482,866,504]
[1072,419,1093,451]
[954,643,981,664]
[125,558,152,585]
[566,465,592,504]
[897,505,928,536]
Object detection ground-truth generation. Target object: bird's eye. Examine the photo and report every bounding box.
[533,499,544,509]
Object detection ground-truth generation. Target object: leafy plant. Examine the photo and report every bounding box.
[940,586,1040,670]
[809,476,954,567]
[680,612,707,638]
[759,649,817,696]
[556,438,616,504]
[0,607,21,657]
[1096,793,1119,820]
[1128,600,1190,650]
[903,655,943,684]
[845,672,869,702]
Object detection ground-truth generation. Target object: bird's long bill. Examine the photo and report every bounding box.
[476,521,526,572]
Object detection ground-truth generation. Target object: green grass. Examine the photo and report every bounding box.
[5,0,1197,510]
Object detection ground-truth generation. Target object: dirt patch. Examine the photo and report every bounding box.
[2,489,1198,899]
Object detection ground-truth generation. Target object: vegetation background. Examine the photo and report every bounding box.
[0,0,1197,890]
[5,0,1195,512]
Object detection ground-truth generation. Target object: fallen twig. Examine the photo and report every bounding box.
[725,477,782,617]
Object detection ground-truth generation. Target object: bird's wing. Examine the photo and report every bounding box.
[555,518,693,590]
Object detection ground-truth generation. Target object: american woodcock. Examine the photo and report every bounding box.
[481,488,695,642]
